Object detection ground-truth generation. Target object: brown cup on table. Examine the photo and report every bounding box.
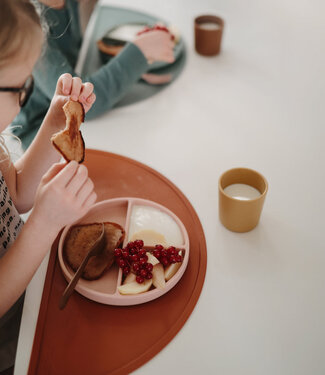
[218,168,268,232]
[195,15,224,56]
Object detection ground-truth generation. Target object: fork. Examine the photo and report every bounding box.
[59,223,106,310]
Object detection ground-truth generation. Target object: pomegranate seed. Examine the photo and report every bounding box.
[155,244,164,251]
[138,249,146,257]
[140,269,147,278]
[161,257,169,266]
[176,255,182,262]
[129,248,136,255]
[145,272,153,280]
[139,258,147,266]
[161,250,167,258]
[133,262,140,272]
[170,255,177,264]
[136,276,144,284]
[131,254,139,262]
[134,239,144,248]
[122,250,129,258]
[123,266,130,275]
[153,249,161,259]
[119,259,126,268]
[146,263,153,272]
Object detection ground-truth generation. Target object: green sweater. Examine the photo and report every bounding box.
[12,0,149,149]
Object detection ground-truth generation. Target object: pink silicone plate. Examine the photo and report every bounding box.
[58,198,190,306]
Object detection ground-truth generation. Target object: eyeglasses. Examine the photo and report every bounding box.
[0,75,34,107]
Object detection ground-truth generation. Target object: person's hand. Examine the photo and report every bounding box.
[47,73,96,128]
[133,31,175,64]
[30,161,97,234]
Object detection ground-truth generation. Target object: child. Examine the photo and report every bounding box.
[0,1,97,372]
[12,0,175,149]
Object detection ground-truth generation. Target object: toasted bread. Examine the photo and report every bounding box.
[64,222,125,280]
[97,39,124,57]
[51,100,85,163]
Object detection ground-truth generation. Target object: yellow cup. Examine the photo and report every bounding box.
[218,168,268,232]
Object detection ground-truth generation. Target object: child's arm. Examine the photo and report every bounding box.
[33,30,173,120]
[0,161,96,317]
[3,74,95,213]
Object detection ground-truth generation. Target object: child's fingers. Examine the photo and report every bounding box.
[86,93,96,105]
[66,164,88,194]
[41,163,67,184]
[82,191,97,208]
[76,178,95,205]
[82,93,96,113]
[52,160,79,187]
[56,73,73,95]
[70,77,83,101]
[79,82,94,103]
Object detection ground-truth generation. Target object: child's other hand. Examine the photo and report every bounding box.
[31,161,97,233]
[134,31,175,64]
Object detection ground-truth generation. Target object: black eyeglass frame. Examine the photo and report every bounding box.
[0,75,34,107]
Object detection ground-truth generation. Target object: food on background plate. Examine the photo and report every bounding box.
[64,222,125,280]
[116,240,183,295]
[51,100,85,163]
[136,22,180,44]
[97,22,180,59]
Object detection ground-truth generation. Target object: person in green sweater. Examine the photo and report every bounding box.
[12,0,175,149]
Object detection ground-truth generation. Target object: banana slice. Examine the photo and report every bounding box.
[146,252,160,266]
[165,262,182,281]
[152,263,166,289]
[123,272,136,284]
[118,279,152,295]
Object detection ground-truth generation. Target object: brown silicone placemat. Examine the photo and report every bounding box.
[28,149,207,375]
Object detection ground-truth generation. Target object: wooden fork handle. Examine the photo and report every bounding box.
[59,251,92,310]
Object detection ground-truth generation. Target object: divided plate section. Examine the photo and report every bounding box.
[58,198,189,306]
[115,198,189,305]
[58,198,129,300]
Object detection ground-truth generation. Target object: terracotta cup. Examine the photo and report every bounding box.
[195,15,224,56]
[218,168,268,232]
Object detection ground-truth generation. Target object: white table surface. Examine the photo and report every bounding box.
[14,0,325,374]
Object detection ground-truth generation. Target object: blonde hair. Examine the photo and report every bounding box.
[0,0,42,68]
[0,1,43,164]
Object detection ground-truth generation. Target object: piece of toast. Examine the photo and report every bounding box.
[51,100,85,163]
[97,39,125,57]
[64,222,125,280]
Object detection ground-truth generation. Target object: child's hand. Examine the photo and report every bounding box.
[30,161,97,233]
[56,73,96,113]
[47,74,96,128]
[134,31,175,64]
